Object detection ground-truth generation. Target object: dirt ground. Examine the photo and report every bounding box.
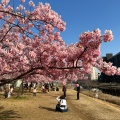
[0,88,120,120]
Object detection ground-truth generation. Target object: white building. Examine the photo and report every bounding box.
[90,67,99,81]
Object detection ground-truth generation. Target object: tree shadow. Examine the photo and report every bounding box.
[0,106,21,120]
[39,106,55,112]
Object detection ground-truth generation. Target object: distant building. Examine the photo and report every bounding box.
[100,52,120,83]
[90,67,99,81]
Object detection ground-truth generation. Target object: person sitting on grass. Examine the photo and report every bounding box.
[56,95,68,112]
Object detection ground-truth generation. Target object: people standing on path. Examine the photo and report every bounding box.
[76,82,80,100]
[45,82,49,93]
[62,84,66,98]
[33,87,37,96]
[10,86,14,96]
[41,84,46,93]
[4,84,10,98]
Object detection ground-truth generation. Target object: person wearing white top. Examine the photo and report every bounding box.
[33,87,37,96]
[56,95,68,112]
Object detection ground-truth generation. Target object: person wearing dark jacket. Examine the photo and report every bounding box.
[76,83,80,100]
[62,85,66,98]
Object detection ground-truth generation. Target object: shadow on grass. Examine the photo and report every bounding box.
[0,106,21,120]
[39,106,55,112]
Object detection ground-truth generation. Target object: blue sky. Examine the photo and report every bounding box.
[13,0,120,57]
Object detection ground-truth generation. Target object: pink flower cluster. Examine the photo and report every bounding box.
[103,30,113,42]
[0,1,119,83]
[1,0,9,6]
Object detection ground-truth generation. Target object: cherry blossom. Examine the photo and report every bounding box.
[0,0,119,86]
[1,0,10,6]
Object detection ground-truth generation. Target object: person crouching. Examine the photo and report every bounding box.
[56,95,68,112]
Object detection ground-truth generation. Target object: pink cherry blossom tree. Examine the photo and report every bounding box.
[0,0,120,86]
